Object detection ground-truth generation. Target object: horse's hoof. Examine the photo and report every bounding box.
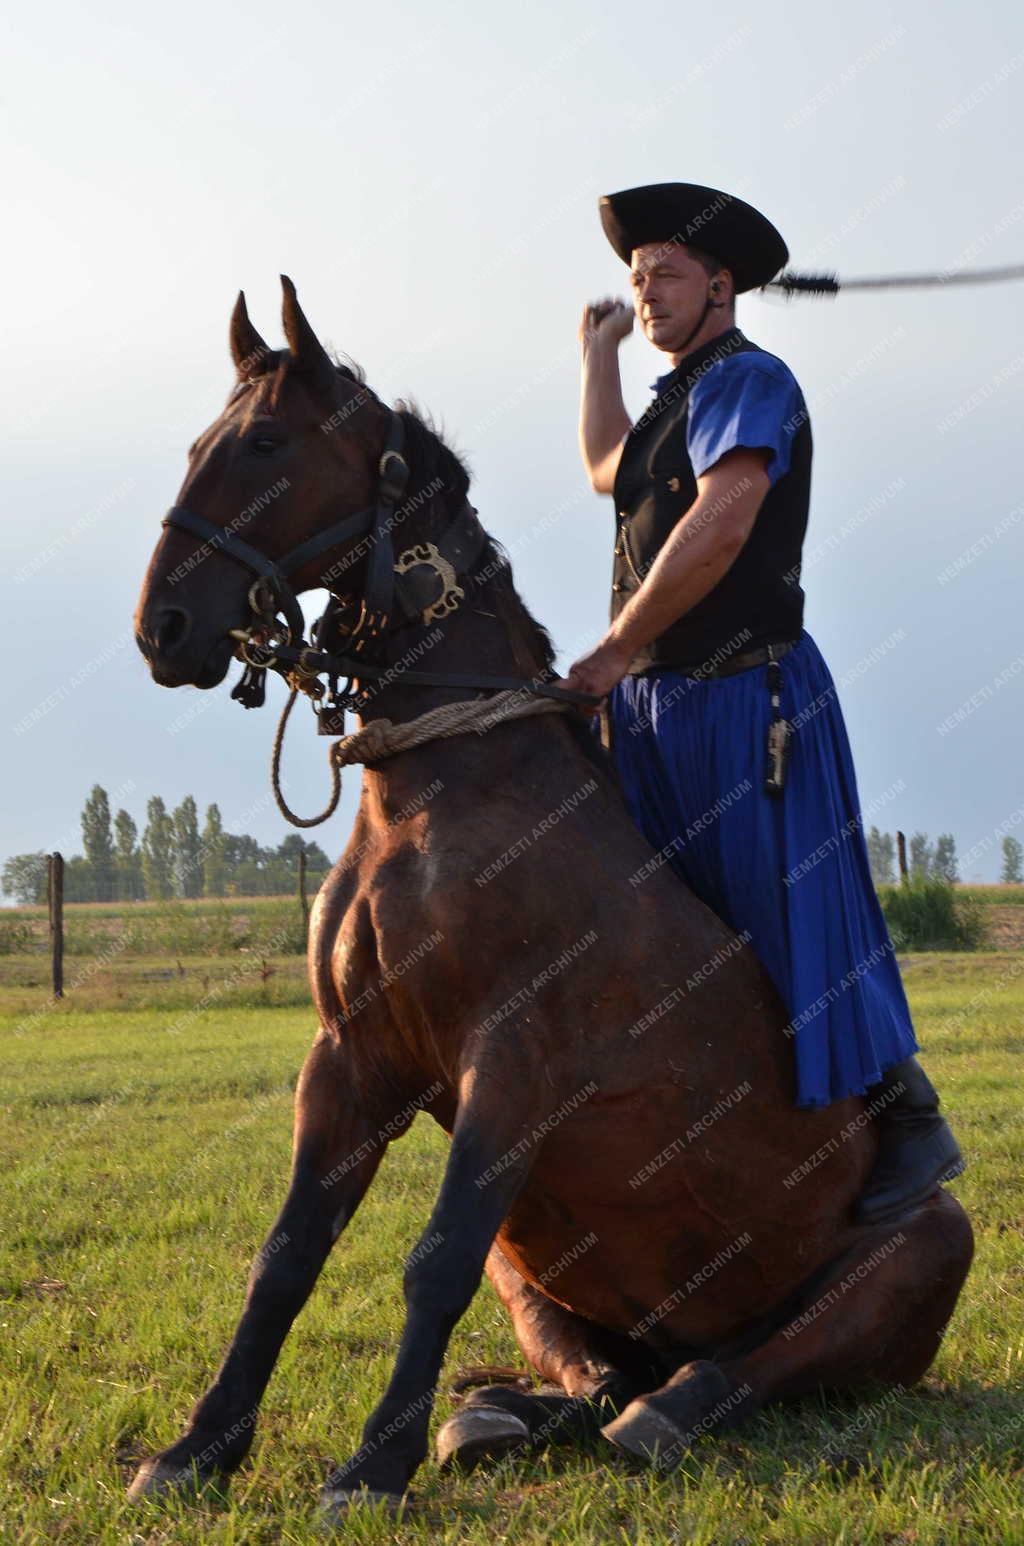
[126,1456,204,1502]
[601,1398,689,1471]
[436,1404,532,1472]
[317,1485,408,1527]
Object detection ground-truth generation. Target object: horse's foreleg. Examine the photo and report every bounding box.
[127,1036,387,1501]
[433,1244,648,1473]
[319,1056,546,1514]
[483,1243,637,1400]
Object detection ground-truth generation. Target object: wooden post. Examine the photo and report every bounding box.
[298,846,310,942]
[896,830,909,886]
[48,851,64,999]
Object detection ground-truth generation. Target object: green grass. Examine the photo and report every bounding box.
[1,955,1022,1542]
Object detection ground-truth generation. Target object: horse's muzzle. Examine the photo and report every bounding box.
[136,605,234,689]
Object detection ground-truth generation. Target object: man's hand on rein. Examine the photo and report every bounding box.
[553,636,633,715]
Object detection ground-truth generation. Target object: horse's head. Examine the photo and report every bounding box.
[135,277,395,689]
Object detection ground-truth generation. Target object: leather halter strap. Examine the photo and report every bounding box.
[162,411,412,650]
[161,405,600,715]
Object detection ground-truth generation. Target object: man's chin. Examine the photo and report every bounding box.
[644,321,680,350]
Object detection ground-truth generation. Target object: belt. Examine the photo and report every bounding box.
[665,638,799,681]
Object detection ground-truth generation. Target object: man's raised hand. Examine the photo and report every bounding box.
[579,298,634,351]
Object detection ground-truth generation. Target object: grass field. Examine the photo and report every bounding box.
[1,944,1023,1543]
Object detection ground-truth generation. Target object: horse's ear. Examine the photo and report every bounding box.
[229,292,270,379]
[280,275,333,377]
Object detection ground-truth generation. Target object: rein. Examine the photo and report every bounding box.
[162,408,602,828]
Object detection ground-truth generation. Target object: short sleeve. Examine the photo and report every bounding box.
[686,354,806,487]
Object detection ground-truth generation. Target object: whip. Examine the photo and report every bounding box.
[762,260,1024,297]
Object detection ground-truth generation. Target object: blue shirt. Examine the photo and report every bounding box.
[650,349,806,488]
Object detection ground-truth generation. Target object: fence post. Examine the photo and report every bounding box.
[298,846,310,943]
[48,851,64,999]
[896,830,909,885]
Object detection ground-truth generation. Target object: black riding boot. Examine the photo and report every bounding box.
[854,1056,965,1226]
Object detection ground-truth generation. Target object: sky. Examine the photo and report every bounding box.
[4,0,1023,886]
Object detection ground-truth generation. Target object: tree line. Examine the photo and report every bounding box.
[865,828,1024,887]
[1,786,332,905]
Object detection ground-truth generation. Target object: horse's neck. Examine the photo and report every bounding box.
[351,488,552,727]
[346,558,583,829]
[364,592,537,693]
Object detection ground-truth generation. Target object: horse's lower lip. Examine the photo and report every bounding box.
[194,636,235,688]
[150,635,235,690]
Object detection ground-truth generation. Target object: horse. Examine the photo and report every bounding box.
[130,277,973,1523]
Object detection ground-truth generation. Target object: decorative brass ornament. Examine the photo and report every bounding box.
[395,542,465,622]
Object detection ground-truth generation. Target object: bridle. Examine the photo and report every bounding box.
[161,407,601,823]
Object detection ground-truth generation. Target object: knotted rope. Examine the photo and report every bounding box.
[272,687,575,828]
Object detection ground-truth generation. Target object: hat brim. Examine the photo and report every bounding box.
[599,182,788,293]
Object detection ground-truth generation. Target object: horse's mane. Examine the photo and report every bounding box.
[391,397,557,677]
[389,392,620,787]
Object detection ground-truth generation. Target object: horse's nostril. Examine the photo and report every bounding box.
[152,606,192,657]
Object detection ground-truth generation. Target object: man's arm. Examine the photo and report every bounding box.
[608,446,770,659]
[578,300,633,494]
[556,446,771,704]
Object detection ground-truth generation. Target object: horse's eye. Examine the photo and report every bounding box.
[250,435,280,456]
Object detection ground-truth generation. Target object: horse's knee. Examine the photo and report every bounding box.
[403,1238,479,1325]
[872,1192,974,1384]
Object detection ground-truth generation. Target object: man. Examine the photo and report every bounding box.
[559,181,963,1223]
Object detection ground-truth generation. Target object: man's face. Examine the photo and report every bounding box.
[629,241,721,353]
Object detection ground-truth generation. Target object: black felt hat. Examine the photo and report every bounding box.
[599,182,788,293]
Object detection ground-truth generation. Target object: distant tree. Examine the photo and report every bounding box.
[172,795,203,898]
[113,809,142,900]
[878,830,896,885]
[277,835,330,869]
[81,785,115,901]
[221,833,273,894]
[933,834,959,884]
[909,831,933,879]
[201,804,226,897]
[223,834,265,869]
[64,854,98,902]
[1002,835,1024,886]
[866,827,895,886]
[142,797,175,900]
[1,852,48,906]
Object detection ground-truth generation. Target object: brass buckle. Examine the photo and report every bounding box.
[247,577,279,622]
[394,542,464,623]
[347,602,389,655]
[378,448,409,501]
[285,646,326,700]
[228,626,279,670]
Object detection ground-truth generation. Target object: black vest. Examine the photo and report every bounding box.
[610,326,812,673]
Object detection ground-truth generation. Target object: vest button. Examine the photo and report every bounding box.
[666,476,681,492]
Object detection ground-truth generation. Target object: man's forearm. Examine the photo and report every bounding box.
[579,338,631,488]
[608,477,760,658]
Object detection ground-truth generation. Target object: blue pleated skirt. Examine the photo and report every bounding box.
[601,630,917,1108]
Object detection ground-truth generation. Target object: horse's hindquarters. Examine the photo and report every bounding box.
[495,1075,875,1351]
